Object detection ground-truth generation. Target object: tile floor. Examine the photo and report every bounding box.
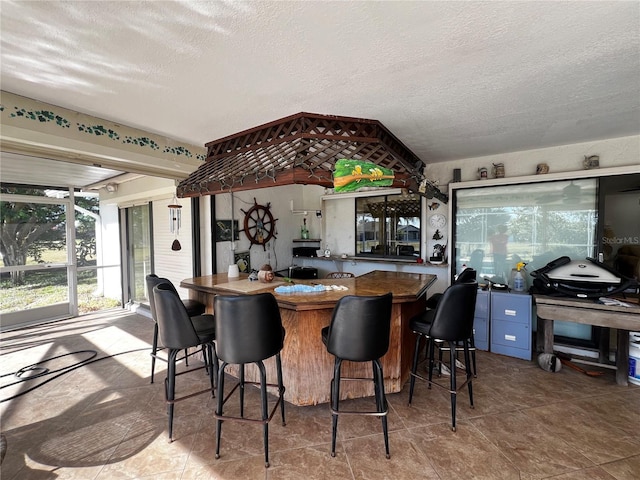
[1,309,639,480]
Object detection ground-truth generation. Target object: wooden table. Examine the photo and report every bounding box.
[533,294,640,386]
[181,270,436,405]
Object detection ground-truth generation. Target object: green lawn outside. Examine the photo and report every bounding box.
[0,269,120,314]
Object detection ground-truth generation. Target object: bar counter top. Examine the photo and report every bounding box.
[181,270,436,311]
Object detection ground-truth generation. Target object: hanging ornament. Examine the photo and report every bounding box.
[168,194,182,251]
[241,198,277,250]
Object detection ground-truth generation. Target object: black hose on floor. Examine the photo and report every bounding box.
[0,348,150,402]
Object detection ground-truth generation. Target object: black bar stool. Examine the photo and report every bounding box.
[146,274,207,384]
[424,268,478,377]
[408,280,477,431]
[153,283,217,441]
[213,293,286,468]
[321,292,393,459]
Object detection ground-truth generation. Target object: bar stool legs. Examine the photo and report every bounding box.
[410,335,473,432]
[330,357,390,459]
[214,355,286,467]
[164,343,216,441]
[407,280,478,432]
[212,292,286,468]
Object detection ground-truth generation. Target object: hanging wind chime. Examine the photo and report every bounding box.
[168,194,182,251]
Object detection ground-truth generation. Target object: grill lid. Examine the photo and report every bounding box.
[531,256,637,298]
[547,259,621,284]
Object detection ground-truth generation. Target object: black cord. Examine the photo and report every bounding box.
[0,348,150,403]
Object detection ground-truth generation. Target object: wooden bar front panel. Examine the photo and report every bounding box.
[181,271,434,405]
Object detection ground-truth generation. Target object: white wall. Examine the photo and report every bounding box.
[100,176,177,207]
[212,184,325,275]
[322,197,356,256]
[425,134,639,185]
[151,197,195,299]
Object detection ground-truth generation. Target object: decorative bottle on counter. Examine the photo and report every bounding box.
[301,218,309,239]
[513,262,526,292]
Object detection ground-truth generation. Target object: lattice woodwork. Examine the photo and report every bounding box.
[177,112,446,202]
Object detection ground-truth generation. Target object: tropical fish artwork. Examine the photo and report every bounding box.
[333,159,394,192]
[428,202,440,211]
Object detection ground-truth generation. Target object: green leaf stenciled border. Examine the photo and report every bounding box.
[3,105,203,159]
[10,108,71,128]
[78,123,120,140]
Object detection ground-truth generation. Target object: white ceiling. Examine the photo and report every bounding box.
[0,152,126,189]
[1,1,639,188]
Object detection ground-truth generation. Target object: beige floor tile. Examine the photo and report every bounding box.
[267,444,353,480]
[408,422,521,480]
[524,402,640,465]
[344,430,441,480]
[600,454,640,480]
[471,409,594,479]
[3,311,639,480]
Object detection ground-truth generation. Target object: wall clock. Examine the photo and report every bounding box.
[429,213,447,229]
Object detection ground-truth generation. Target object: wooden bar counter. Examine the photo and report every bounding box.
[181,270,436,406]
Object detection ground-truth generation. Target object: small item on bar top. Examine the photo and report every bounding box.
[274,284,348,294]
[228,264,240,278]
[258,264,274,283]
[275,284,326,294]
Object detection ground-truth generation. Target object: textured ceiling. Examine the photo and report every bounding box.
[1,0,639,172]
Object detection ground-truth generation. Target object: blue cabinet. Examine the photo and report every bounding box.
[490,292,532,360]
[473,290,490,351]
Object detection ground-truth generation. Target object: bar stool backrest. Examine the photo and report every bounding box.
[146,274,179,321]
[326,293,393,362]
[153,283,201,350]
[428,281,478,342]
[214,293,285,364]
[455,267,477,283]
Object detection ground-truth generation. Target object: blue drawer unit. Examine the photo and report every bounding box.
[490,292,532,360]
[473,290,490,351]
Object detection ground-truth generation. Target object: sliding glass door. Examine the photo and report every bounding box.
[0,190,74,329]
[122,204,153,305]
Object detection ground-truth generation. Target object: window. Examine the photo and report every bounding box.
[453,179,598,283]
[123,203,153,303]
[355,193,421,258]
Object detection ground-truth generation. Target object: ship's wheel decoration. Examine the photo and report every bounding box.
[241,198,277,250]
